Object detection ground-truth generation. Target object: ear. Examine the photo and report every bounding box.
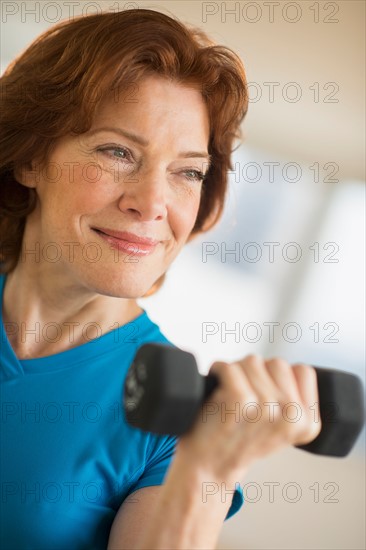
[13,160,40,189]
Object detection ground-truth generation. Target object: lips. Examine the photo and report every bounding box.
[91,227,159,256]
[92,228,159,246]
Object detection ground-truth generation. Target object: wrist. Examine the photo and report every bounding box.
[173,441,250,488]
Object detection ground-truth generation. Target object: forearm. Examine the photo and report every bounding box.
[138,453,241,550]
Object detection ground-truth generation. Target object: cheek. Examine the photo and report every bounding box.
[60,164,113,213]
[173,195,201,238]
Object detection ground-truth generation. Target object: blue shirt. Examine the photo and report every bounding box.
[0,272,243,549]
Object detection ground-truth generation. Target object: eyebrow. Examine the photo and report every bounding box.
[86,126,212,166]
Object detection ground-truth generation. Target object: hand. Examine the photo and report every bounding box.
[175,355,322,483]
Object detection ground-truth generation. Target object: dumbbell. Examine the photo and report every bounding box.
[124,343,365,457]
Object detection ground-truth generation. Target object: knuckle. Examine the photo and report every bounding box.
[243,392,259,404]
[226,362,246,381]
[267,357,290,369]
[266,358,292,378]
[209,360,229,372]
[292,362,314,376]
[231,389,248,402]
[211,361,252,398]
[208,361,229,379]
[243,353,263,365]
[226,379,254,402]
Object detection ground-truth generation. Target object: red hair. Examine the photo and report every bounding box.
[0,8,248,295]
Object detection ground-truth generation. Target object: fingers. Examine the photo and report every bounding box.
[292,363,322,443]
[292,363,319,407]
[210,355,308,405]
[210,355,278,400]
[239,354,280,400]
[209,356,321,435]
[209,360,255,401]
[265,357,299,398]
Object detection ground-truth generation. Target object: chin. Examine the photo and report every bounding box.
[102,275,157,299]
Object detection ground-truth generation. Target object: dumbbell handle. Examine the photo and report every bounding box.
[202,367,365,457]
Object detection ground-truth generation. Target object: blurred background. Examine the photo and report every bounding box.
[1,1,365,548]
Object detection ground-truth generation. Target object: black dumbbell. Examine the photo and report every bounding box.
[124,343,365,457]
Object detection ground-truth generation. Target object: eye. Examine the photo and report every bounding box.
[97,146,133,163]
[183,169,205,182]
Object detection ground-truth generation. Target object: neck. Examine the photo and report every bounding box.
[2,264,143,360]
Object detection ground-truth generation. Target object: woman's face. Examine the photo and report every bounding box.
[21,75,210,298]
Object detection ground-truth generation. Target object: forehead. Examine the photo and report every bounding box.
[91,74,210,142]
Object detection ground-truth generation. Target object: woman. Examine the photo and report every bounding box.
[0,8,321,549]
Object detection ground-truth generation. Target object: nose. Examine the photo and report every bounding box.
[117,166,168,221]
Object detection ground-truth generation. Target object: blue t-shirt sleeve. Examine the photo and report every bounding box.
[127,434,178,493]
[126,434,244,521]
[225,482,244,520]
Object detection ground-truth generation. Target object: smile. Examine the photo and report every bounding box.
[92,228,158,256]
